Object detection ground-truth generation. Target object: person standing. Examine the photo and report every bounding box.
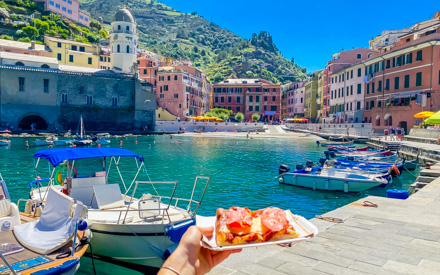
[384,128,389,140]
[390,127,395,141]
[396,127,402,141]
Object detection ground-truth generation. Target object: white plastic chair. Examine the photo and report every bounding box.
[13,187,86,254]
[0,199,20,231]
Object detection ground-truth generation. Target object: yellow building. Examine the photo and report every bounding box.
[44,36,100,68]
[304,70,321,122]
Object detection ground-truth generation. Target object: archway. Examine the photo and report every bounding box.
[18,115,48,130]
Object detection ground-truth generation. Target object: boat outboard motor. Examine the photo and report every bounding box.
[318,158,327,166]
[347,156,355,161]
[306,161,314,168]
[316,140,320,146]
[328,147,337,152]
[295,164,304,170]
[279,164,290,175]
[324,151,330,160]
[329,151,336,158]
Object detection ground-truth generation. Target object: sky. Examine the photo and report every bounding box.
[160,0,437,72]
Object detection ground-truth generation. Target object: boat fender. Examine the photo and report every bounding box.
[278,177,284,183]
[316,140,320,145]
[24,200,32,214]
[392,164,400,176]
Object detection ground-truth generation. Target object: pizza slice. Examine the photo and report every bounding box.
[216,206,300,246]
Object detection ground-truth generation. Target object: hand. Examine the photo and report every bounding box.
[159,226,241,275]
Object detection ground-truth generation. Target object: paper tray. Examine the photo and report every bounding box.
[196,210,318,251]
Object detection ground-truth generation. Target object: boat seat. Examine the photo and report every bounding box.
[93,184,125,210]
[87,211,134,224]
[13,187,86,255]
[130,199,183,217]
[0,199,20,231]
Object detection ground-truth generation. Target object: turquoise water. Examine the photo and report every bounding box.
[0,135,419,274]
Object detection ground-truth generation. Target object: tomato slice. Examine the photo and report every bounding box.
[226,207,252,232]
[261,207,288,232]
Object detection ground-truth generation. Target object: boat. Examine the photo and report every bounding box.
[403,159,418,170]
[325,159,402,177]
[34,139,54,146]
[73,116,92,146]
[326,149,391,159]
[97,138,111,145]
[277,165,388,192]
[54,139,73,146]
[317,140,354,147]
[29,148,210,269]
[0,129,11,134]
[0,139,10,146]
[0,177,90,274]
[338,153,398,162]
[327,145,368,151]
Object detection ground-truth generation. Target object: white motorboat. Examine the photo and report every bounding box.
[278,167,387,192]
[29,148,210,269]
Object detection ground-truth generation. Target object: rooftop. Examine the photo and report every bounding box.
[215,78,277,85]
[45,36,96,48]
[0,51,57,64]
[114,8,135,23]
[0,39,48,51]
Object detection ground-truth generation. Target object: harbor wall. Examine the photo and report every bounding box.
[156,121,265,132]
[286,123,373,137]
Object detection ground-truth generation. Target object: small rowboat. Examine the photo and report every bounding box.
[317,140,354,147]
[54,139,73,146]
[0,139,10,146]
[34,139,53,146]
[97,138,111,145]
[327,145,368,151]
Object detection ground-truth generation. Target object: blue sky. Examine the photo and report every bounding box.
[160,0,437,72]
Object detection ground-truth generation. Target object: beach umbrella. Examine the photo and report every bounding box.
[424,111,440,125]
[414,111,435,119]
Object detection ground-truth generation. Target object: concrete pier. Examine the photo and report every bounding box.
[209,173,440,274]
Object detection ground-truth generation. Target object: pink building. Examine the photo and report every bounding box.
[156,66,209,118]
[34,0,90,26]
[286,82,305,117]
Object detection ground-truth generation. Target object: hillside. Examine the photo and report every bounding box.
[80,0,307,83]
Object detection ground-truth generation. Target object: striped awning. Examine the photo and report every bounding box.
[384,114,391,120]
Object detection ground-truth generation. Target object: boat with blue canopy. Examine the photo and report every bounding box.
[29,147,210,270]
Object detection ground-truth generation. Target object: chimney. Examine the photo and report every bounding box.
[31,41,35,49]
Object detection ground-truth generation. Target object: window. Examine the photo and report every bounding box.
[237,97,241,103]
[143,69,147,74]
[394,77,400,89]
[386,60,390,69]
[159,76,164,81]
[370,100,375,109]
[416,72,422,86]
[69,55,73,62]
[405,53,412,64]
[357,84,361,94]
[49,1,54,5]
[378,80,382,92]
[80,15,83,19]
[174,75,178,80]
[255,106,260,112]
[378,101,382,108]
[346,87,349,96]
[215,97,218,103]
[61,93,68,103]
[350,70,353,79]
[79,46,85,52]
[356,53,362,59]
[371,82,375,94]
[117,44,120,53]
[221,97,224,103]
[404,75,410,88]
[85,17,88,22]
[43,79,49,93]
[112,96,118,106]
[118,25,121,31]
[301,98,303,103]
[366,83,370,94]
[164,85,169,91]
[172,94,178,99]
[68,9,72,14]
[71,45,77,51]
[357,102,361,110]
[88,57,92,65]
[68,0,72,3]
[86,95,93,105]
[126,45,130,53]
[228,97,232,103]
[249,96,253,102]
[366,102,369,110]
[271,106,277,111]
[57,53,62,60]
[19,77,25,92]
[357,68,361,77]
[62,7,66,11]
[256,96,260,102]
[167,76,170,81]
[350,85,353,95]
[416,50,422,61]
[385,79,390,90]
[273,88,276,93]
[272,96,276,101]
[126,26,130,32]
[237,106,241,112]
[264,96,267,102]
[249,106,253,111]
[160,94,164,98]
[55,3,60,8]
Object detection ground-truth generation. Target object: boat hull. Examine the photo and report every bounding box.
[279,173,383,192]
[88,221,189,268]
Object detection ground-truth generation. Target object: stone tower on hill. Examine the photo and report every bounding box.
[110,6,138,74]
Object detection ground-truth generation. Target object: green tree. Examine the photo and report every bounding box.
[235,112,244,122]
[251,113,260,122]
[21,26,39,38]
[89,19,102,30]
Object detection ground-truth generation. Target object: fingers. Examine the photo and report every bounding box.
[198,226,214,239]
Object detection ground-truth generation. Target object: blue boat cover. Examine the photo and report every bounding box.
[34,148,144,167]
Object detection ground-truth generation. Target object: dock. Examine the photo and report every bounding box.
[209,168,440,274]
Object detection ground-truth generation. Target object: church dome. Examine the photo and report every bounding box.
[114,8,135,23]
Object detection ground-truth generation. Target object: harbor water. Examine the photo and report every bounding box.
[0,135,419,274]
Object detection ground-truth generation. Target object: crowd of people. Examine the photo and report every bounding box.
[383,126,405,141]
